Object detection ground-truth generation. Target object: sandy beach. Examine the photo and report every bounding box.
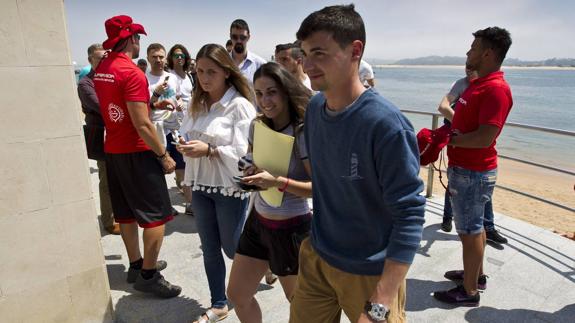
[420,157,575,238]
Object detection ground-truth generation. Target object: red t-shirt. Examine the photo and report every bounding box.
[94,52,150,153]
[447,71,513,171]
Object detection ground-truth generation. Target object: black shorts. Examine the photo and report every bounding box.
[105,150,174,228]
[236,209,311,276]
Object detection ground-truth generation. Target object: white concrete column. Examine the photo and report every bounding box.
[0,0,113,321]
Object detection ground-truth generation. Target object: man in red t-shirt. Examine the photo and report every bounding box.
[93,15,181,298]
[434,27,513,306]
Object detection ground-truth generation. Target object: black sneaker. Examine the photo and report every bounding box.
[127,260,168,283]
[433,285,480,306]
[444,270,487,290]
[133,272,181,298]
[441,217,452,232]
[486,230,508,244]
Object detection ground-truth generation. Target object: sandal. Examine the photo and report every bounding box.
[194,308,228,323]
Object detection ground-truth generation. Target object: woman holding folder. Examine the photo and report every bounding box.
[177,43,256,323]
[227,62,313,323]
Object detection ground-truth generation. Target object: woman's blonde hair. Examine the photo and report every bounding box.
[189,43,253,118]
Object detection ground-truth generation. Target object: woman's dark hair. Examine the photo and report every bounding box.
[253,62,312,131]
[167,44,191,71]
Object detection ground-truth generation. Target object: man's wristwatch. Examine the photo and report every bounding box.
[364,301,390,322]
[156,150,170,161]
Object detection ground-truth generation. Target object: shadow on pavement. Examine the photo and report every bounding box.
[164,212,198,236]
[114,293,204,323]
[256,283,274,292]
[500,226,575,283]
[406,278,461,312]
[417,223,460,257]
[465,304,575,323]
[106,264,130,292]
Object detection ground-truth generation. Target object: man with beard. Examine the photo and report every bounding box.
[94,15,181,298]
[434,26,513,306]
[229,19,266,84]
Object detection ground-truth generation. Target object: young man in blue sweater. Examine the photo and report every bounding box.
[289,5,426,323]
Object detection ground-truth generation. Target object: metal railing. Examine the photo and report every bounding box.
[401,109,575,213]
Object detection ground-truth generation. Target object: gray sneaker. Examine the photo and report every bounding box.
[127,260,168,283]
[133,272,181,298]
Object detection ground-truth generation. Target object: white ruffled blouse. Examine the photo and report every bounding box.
[179,86,256,198]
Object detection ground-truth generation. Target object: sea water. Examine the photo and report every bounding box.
[375,66,575,171]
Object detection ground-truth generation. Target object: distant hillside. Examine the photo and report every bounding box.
[390,56,575,67]
[394,56,465,65]
[363,58,397,65]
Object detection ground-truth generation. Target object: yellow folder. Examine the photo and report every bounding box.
[253,120,294,207]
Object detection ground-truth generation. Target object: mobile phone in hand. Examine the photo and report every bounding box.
[232,175,262,191]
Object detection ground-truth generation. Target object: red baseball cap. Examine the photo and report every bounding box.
[417,124,452,166]
[102,15,147,50]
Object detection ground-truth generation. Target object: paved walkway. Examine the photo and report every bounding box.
[89,161,575,323]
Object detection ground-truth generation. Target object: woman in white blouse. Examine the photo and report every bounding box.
[177,43,256,323]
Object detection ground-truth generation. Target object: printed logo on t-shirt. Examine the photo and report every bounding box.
[458,97,468,106]
[108,103,125,123]
[342,152,363,180]
[93,73,115,83]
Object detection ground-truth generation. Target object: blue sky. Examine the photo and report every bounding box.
[65,0,574,66]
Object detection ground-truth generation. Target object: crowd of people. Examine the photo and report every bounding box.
[77,4,513,323]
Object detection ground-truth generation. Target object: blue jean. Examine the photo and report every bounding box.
[447,167,497,235]
[192,189,248,308]
[443,190,495,231]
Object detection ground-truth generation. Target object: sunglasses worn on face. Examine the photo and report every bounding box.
[172,53,186,59]
[231,34,248,41]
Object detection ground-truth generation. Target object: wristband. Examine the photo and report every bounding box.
[278,178,290,192]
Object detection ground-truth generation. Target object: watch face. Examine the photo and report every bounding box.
[368,303,388,321]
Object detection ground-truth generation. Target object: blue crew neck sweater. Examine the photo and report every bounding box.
[305,89,426,275]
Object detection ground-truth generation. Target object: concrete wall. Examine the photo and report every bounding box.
[0,0,113,321]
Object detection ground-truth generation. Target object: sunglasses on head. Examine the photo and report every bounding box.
[172,53,186,59]
[231,34,248,41]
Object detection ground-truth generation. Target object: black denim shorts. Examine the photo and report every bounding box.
[236,209,311,276]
